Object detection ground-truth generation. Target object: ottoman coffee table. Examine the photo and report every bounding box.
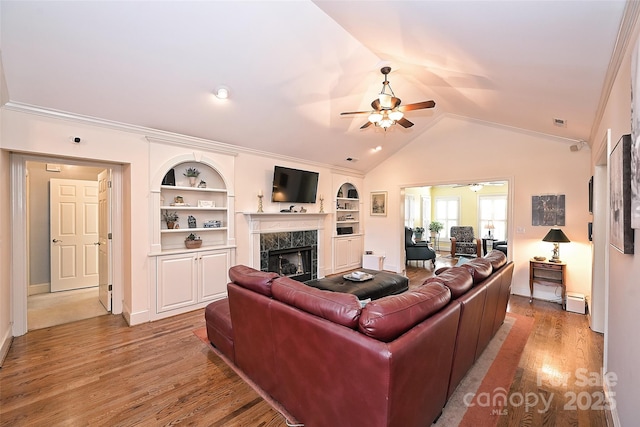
[305,269,408,300]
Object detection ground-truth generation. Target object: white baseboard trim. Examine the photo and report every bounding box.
[28,282,50,295]
[122,303,150,326]
[0,327,13,367]
[604,376,621,426]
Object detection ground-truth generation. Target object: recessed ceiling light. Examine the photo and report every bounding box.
[215,86,230,99]
[373,146,382,152]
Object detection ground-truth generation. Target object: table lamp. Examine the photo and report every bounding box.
[542,228,570,263]
[485,221,495,238]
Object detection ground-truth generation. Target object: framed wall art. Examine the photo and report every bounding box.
[610,134,634,254]
[370,191,387,216]
[632,37,640,229]
[531,194,565,226]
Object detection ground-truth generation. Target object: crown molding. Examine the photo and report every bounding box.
[2,101,364,176]
[589,0,640,143]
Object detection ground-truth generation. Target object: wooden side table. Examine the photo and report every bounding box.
[529,259,566,308]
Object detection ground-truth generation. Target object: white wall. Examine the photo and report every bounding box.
[363,115,592,301]
[591,22,640,426]
[0,106,362,346]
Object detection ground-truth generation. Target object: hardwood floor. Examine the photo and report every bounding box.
[1,261,609,426]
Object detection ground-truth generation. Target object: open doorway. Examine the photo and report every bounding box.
[11,154,124,335]
[26,161,108,330]
[403,180,510,262]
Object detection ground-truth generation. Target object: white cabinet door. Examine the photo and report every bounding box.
[157,253,197,313]
[347,235,363,268]
[334,238,350,272]
[199,250,229,301]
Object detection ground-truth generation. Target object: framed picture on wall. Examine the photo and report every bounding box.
[610,134,634,254]
[531,194,565,226]
[631,37,640,229]
[370,191,387,216]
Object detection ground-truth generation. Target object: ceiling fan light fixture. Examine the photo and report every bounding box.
[378,92,393,109]
[379,118,394,129]
[469,184,483,192]
[388,109,404,121]
[368,112,383,123]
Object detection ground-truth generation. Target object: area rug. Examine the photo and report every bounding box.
[194,312,533,427]
[435,312,535,427]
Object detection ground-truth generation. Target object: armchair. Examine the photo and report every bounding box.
[450,226,482,258]
[405,227,436,267]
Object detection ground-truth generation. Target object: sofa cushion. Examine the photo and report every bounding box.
[484,249,507,271]
[229,265,279,297]
[271,277,362,328]
[358,282,451,342]
[461,258,493,284]
[426,266,473,299]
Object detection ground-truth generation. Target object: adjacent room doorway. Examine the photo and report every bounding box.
[11,154,124,335]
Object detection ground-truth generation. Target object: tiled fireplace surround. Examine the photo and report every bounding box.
[244,213,327,280]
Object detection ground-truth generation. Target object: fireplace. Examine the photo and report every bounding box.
[268,246,313,282]
[244,212,327,280]
[260,230,318,281]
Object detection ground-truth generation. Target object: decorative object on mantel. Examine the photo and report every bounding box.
[184,167,200,187]
[163,211,179,229]
[185,233,202,249]
[319,194,325,213]
[299,206,307,213]
[188,215,197,228]
[257,189,264,213]
[280,205,296,213]
[198,180,207,188]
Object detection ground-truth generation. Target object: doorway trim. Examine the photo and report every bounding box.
[10,153,124,336]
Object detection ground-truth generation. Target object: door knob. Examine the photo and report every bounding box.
[94,242,102,246]
[52,239,62,243]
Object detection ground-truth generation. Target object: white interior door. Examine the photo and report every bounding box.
[98,170,112,311]
[50,178,99,292]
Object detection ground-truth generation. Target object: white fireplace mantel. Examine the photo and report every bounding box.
[242,212,328,276]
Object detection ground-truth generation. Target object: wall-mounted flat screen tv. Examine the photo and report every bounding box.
[271,166,319,203]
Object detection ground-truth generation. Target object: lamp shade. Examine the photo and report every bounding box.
[542,228,570,243]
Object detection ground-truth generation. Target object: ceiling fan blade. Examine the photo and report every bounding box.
[397,117,414,128]
[360,121,373,129]
[399,100,436,112]
[341,110,371,116]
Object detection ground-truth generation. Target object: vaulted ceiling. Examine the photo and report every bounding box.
[0,1,629,172]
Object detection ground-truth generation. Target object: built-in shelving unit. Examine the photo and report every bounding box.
[148,148,236,321]
[158,162,230,251]
[333,182,363,273]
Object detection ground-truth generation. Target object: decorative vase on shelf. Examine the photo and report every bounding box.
[166,221,176,229]
[188,176,197,187]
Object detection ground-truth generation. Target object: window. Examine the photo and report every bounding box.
[405,194,415,228]
[434,196,460,240]
[421,195,431,228]
[479,195,507,241]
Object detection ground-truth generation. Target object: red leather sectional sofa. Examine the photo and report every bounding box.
[205,250,513,427]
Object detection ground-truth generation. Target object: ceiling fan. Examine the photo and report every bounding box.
[454,182,506,192]
[340,66,436,130]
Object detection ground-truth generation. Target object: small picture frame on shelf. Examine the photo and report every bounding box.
[198,200,215,207]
